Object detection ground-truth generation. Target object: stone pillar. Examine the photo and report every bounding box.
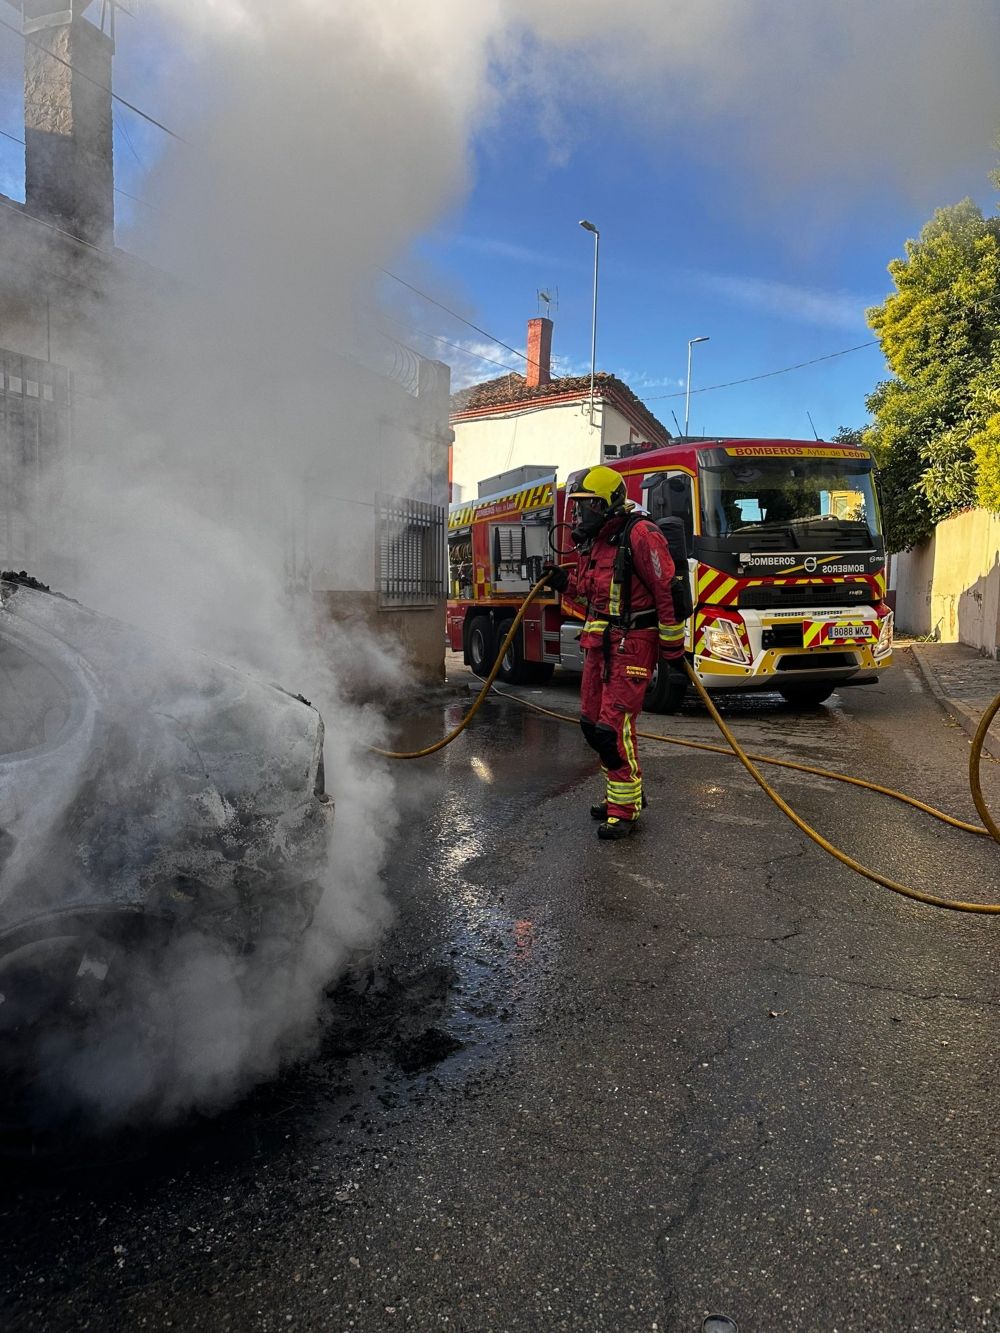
[23,1,115,247]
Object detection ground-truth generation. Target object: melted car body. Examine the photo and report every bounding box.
[0,575,332,1073]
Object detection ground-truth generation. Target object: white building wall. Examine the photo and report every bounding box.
[892,508,1000,656]
[600,402,651,460]
[451,397,602,500]
[451,393,669,500]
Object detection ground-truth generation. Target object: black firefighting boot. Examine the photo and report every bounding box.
[597,816,639,841]
[590,793,648,820]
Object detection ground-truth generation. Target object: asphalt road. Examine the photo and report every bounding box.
[3,648,1000,1332]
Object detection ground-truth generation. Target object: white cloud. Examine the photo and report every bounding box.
[689,270,872,331]
[616,369,685,392]
[439,233,567,267]
[435,338,525,390]
[499,0,1000,195]
[551,354,592,379]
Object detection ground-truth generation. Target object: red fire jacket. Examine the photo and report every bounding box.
[565,513,685,654]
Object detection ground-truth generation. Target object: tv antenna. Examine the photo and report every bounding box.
[35,1,143,41]
[537,288,559,319]
[98,0,141,40]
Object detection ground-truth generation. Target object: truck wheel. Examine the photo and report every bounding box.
[466,616,495,678]
[495,617,529,684]
[778,683,836,707]
[645,660,687,714]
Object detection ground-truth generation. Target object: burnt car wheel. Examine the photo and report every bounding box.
[0,911,173,1133]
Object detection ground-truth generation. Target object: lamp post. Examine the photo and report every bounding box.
[684,335,710,437]
[579,219,600,427]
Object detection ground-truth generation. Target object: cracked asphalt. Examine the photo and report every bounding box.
[3,646,1000,1332]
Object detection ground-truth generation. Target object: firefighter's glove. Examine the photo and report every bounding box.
[659,645,686,665]
[542,563,570,593]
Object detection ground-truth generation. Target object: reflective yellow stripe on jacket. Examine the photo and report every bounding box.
[658,621,685,649]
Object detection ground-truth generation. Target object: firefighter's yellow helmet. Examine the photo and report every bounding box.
[568,465,628,510]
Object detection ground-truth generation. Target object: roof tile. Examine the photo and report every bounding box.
[450,370,671,445]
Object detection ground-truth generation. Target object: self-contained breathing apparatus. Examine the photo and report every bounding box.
[564,465,693,685]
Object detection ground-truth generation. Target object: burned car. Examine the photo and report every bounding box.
[0,573,333,1125]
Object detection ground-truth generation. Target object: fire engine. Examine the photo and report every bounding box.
[446,439,893,711]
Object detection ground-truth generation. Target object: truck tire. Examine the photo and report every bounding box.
[495,617,529,684]
[645,660,687,714]
[465,616,495,678]
[493,620,556,684]
[778,683,836,707]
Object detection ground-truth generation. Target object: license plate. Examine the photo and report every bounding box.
[829,624,865,640]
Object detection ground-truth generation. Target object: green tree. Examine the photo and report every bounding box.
[865,199,1000,550]
[968,365,1000,511]
[832,426,864,447]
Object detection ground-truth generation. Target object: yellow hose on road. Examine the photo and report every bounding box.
[970,691,1000,844]
[370,575,550,760]
[675,661,1000,914]
[492,690,991,839]
[373,583,1000,913]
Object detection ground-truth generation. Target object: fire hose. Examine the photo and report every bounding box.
[373,576,1000,914]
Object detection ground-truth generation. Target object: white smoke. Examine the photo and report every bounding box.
[9,0,999,1125]
[7,0,501,1125]
[497,0,1000,194]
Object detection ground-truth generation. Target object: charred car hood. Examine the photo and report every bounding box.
[0,580,328,941]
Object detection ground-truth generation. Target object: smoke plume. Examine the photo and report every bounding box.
[8,0,999,1126]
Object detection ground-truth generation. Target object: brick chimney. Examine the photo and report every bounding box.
[23,0,115,248]
[525,316,552,389]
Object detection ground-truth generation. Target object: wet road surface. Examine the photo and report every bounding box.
[3,648,1000,1331]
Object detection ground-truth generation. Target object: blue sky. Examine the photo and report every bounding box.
[414,117,996,441]
[0,3,997,446]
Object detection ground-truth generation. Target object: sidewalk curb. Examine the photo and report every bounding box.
[908,645,1000,763]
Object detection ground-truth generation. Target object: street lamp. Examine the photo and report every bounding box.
[579,219,600,427]
[684,335,710,437]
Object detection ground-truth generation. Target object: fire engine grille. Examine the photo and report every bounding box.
[377,493,446,608]
[738,583,871,611]
[775,652,857,671]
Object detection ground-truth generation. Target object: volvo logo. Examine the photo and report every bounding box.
[804,556,818,573]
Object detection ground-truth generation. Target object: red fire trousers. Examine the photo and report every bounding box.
[579,628,657,821]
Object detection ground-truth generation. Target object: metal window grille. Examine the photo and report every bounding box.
[377,493,446,608]
[0,348,70,570]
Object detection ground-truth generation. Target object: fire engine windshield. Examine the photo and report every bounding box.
[699,453,881,547]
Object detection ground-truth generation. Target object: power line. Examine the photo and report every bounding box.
[379,313,521,375]
[378,266,539,372]
[0,193,162,275]
[0,13,186,144]
[642,341,879,402]
[0,93,881,406]
[113,182,154,210]
[114,107,145,171]
[0,122,155,209]
[0,193,108,256]
[378,266,878,402]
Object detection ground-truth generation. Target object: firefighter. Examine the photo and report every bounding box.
[543,466,686,840]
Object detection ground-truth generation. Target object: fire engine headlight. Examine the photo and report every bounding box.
[874,610,894,658]
[704,619,749,664]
